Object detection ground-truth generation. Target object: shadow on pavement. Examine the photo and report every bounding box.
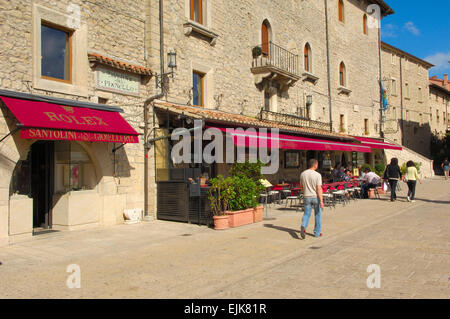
[415,198,450,205]
[264,224,301,240]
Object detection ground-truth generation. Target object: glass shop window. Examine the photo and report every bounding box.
[54,142,96,193]
[10,158,32,196]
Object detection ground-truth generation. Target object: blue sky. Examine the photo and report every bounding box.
[381,0,450,78]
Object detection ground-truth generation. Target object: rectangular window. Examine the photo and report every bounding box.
[264,91,270,111]
[391,53,396,65]
[364,119,369,135]
[190,0,203,24]
[406,110,410,121]
[41,23,72,82]
[405,83,410,99]
[193,71,205,107]
[391,79,397,95]
[339,114,345,132]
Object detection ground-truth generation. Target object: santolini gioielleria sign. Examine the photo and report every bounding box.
[96,67,140,96]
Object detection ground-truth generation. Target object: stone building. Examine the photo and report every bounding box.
[380,42,434,158]
[1,0,406,243]
[145,0,402,224]
[428,75,450,137]
[0,0,153,245]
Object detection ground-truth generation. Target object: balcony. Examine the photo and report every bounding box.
[259,109,331,132]
[251,42,300,92]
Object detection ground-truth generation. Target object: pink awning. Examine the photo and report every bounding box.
[208,127,371,153]
[1,96,139,143]
[353,136,402,150]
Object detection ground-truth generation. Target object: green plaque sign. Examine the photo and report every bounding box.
[97,67,140,95]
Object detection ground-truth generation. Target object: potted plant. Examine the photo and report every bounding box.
[227,175,257,227]
[230,161,266,223]
[252,46,262,58]
[208,175,234,230]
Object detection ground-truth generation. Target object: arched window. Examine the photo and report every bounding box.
[261,20,271,57]
[338,0,344,22]
[304,43,312,73]
[363,14,368,34]
[339,62,346,87]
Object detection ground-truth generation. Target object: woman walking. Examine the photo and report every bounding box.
[406,161,421,203]
[383,158,402,202]
[442,158,450,180]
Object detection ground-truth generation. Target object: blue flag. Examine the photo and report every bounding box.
[380,80,389,111]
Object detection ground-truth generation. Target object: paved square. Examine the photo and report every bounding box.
[0,179,449,298]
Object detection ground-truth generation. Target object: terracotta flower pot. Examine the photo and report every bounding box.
[213,215,229,230]
[227,209,254,228]
[253,206,263,223]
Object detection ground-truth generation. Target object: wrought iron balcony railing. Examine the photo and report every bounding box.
[252,41,300,77]
[259,109,331,132]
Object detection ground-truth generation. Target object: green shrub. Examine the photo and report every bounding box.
[228,175,259,211]
[208,175,235,216]
[361,163,374,173]
[400,162,422,175]
[375,163,386,176]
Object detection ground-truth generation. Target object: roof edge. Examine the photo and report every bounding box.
[381,42,434,69]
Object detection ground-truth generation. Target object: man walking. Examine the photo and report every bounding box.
[300,159,324,239]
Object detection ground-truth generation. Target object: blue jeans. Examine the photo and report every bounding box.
[302,197,322,237]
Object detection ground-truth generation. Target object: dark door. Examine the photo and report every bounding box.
[31,141,54,229]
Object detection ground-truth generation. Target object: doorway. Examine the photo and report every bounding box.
[31,141,55,229]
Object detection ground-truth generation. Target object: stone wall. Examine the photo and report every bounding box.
[384,145,435,179]
[429,86,450,138]
[147,0,383,137]
[381,44,432,158]
[0,0,152,244]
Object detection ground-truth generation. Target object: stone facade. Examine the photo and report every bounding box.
[0,0,152,245]
[1,0,401,245]
[146,0,388,138]
[428,80,450,138]
[381,42,433,158]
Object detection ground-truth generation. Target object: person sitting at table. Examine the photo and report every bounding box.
[361,168,381,198]
[342,170,352,182]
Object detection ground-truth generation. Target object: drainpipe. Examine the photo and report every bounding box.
[377,21,384,138]
[324,0,333,133]
[399,56,405,146]
[143,0,165,219]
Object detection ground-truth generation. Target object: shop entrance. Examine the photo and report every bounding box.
[31,141,55,229]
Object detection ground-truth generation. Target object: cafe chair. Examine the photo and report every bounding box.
[331,183,348,206]
[322,186,336,209]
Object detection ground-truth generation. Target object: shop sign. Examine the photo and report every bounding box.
[21,128,139,143]
[97,67,140,96]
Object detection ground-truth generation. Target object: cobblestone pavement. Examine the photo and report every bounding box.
[0,179,449,298]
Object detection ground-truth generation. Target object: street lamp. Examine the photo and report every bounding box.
[155,50,177,89]
[167,50,177,70]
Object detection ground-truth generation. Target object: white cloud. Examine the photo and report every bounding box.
[381,23,398,38]
[425,51,450,75]
[403,22,420,36]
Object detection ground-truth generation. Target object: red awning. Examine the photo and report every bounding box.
[209,127,371,153]
[353,136,402,150]
[0,96,139,143]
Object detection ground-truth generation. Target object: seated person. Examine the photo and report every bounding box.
[360,168,381,198]
[342,170,352,182]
